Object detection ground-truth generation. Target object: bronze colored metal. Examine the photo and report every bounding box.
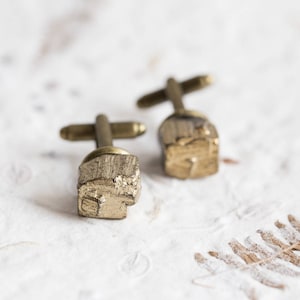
[60,114,146,219]
[137,75,219,179]
[60,122,146,141]
[137,75,213,108]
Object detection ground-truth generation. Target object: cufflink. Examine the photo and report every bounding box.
[60,114,146,219]
[137,75,219,179]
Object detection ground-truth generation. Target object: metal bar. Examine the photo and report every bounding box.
[137,75,213,108]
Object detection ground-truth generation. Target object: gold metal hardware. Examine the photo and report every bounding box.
[60,121,146,141]
[60,114,146,219]
[137,75,219,179]
[137,75,213,109]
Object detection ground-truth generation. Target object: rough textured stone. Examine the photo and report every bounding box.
[78,154,140,219]
[159,116,219,179]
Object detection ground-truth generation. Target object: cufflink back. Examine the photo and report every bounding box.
[60,114,146,219]
[137,75,219,179]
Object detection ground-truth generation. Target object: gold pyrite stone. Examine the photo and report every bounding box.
[60,114,146,219]
[137,76,219,179]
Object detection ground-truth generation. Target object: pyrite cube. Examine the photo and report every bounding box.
[159,114,219,179]
[78,154,140,219]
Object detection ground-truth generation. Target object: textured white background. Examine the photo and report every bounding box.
[0,0,300,299]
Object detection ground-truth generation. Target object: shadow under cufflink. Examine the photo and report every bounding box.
[32,152,80,220]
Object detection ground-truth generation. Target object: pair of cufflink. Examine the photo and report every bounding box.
[60,75,219,219]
